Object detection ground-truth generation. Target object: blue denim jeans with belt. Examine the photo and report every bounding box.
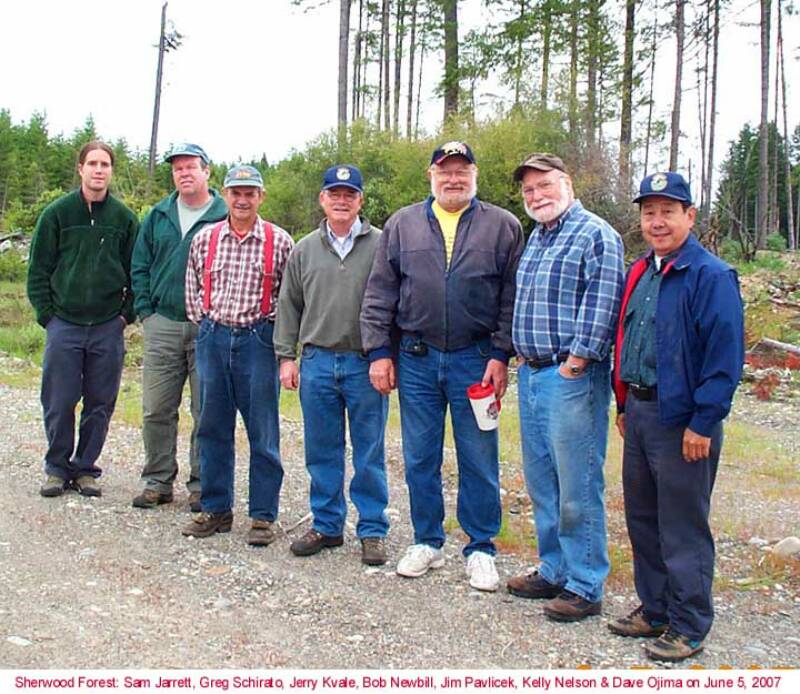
[195,318,283,520]
[299,346,389,538]
[518,359,611,603]
[397,335,501,557]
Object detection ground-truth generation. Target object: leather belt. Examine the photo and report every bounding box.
[525,354,569,369]
[629,383,658,401]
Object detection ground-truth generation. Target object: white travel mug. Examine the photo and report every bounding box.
[466,382,501,431]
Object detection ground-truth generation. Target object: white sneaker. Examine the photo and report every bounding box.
[466,551,500,592]
[396,544,445,578]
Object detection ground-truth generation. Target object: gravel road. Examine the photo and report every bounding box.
[0,355,798,670]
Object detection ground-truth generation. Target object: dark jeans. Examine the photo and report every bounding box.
[195,319,283,520]
[623,395,722,641]
[41,316,126,480]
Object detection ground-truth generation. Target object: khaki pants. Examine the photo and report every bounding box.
[140,313,200,493]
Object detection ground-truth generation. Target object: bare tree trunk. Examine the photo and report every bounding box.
[697,6,710,216]
[377,3,384,128]
[338,0,351,141]
[513,0,527,109]
[702,0,720,237]
[568,1,579,139]
[643,15,657,174]
[382,0,391,131]
[415,41,425,138]
[148,2,168,182]
[769,37,780,237]
[619,0,636,198]
[757,0,771,249]
[539,1,552,110]
[777,0,795,250]
[406,0,418,138]
[352,0,363,121]
[585,0,603,148]
[393,0,405,136]
[669,0,685,171]
[443,0,459,121]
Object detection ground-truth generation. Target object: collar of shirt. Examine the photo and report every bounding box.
[220,216,266,243]
[326,217,362,247]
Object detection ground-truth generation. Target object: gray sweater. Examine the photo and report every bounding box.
[273,219,381,359]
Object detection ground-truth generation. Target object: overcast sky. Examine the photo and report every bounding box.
[1,0,797,182]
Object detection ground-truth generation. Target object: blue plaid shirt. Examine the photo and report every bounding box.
[513,200,624,361]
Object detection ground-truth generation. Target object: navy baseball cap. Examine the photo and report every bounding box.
[321,165,363,193]
[164,143,210,165]
[633,172,693,205]
[430,141,476,166]
[223,165,264,189]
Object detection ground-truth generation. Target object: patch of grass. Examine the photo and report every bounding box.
[722,419,798,483]
[736,252,788,276]
[495,509,536,555]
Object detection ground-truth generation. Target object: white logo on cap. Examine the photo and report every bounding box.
[441,141,467,156]
[651,173,668,191]
[336,167,351,181]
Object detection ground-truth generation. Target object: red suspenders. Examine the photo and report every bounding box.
[202,219,275,316]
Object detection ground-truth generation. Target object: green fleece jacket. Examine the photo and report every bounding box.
[27,189,139,327]
[274,219,380,359]
[131,189,228,322]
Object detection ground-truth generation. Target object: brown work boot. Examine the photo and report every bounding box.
[132,488,174,509]
[290,528,343,556]
[247,519,276,547]
[543,590,602,622]
[507,569,562,599]
[40,474,67,498]
[182,511,233,538]
[644,628,704,662]
[74,475,102,497]
[188,491,201,513]
[361,537,388,566]
[608,605,669,638]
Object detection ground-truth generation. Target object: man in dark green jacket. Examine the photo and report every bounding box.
[130,143,228,512]
[27,141,139,498]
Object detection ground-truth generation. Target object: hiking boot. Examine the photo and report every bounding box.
[466,551,500,592]
[361,537,388,566]
[543,590,602,622]
[182,511,233,538]
[644,628,704,662]
[290,528,343,556]
[188,491,202,513]
[507,568,562,599]
[247,519,276,547]
[74,475,102,497]
[396,544,445,578]
[40,474,67,498]
[132,488,174,509]
[608,605,669,638]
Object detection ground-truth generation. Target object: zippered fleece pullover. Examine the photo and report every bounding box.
[27,189,139,327]
[274,219,380,359]
[131,189,228,321]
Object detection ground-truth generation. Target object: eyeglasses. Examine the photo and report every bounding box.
[521,177,565,196]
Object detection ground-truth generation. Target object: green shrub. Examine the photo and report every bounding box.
[0,250,27,282]
[765,233,787,252]
[720,238,743,263]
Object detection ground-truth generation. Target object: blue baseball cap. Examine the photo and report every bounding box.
[223,165,264,189]
[164,143,210,165]
[430,141,476,166]
[322,165,363,193]
[634,172,693,205]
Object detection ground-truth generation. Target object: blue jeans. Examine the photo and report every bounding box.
[518,360,611,603]
[195,319,283,520]
[41,316,125,480]
[397,336,500,557]
[623,396,722,641]
[299,347,389,538]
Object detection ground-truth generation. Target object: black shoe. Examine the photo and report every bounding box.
[543,590,602,622]
[290,528,343,556]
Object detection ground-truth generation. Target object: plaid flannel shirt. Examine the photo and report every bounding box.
[512,200,624,361]
[185,217,294,326]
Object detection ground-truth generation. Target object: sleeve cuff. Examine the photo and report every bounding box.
[489,348,510,364]
[688,414,717,438]
[367,347,392,362]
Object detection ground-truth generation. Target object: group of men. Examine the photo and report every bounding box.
[27,138,744,663]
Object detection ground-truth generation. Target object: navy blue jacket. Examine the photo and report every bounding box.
[360,197,524,362]
[614,235,744,437]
